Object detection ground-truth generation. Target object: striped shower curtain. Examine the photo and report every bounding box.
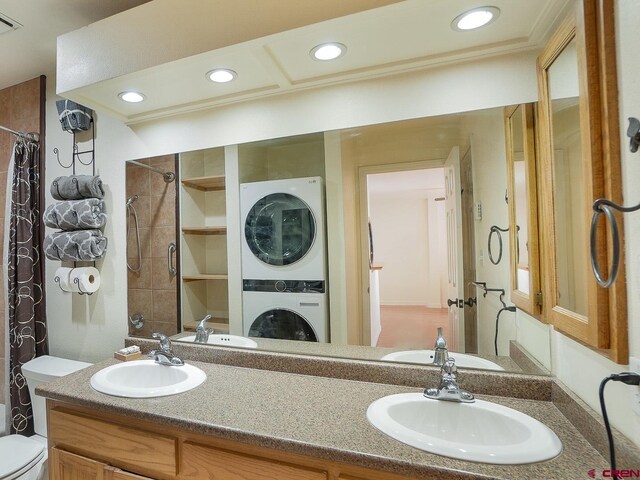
[7,137,47,435]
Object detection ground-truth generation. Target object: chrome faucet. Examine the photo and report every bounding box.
[149,332,184,366]
[432,327,449,366]
[194,314,212,344]
[424,358,475,403]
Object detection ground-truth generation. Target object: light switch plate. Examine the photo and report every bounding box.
[474,202,483,221]
[629,356,640,416]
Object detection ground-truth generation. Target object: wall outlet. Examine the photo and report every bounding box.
[630,356,640,416]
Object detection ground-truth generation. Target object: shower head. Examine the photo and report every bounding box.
[126,195,139,206]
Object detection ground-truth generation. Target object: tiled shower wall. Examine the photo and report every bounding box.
[126,155,179,337]
[0,76,45,413]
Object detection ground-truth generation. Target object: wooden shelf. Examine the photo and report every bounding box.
[182,274,228,282]
[182,226,227,235]
[181,175,225,191]
[182,318,229,333]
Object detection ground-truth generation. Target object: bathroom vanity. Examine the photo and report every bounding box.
[39,358,621,480]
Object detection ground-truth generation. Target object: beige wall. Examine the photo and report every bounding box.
[369,188,445,307]
[461,109,515,357]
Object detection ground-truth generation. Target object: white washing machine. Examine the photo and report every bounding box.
[240,177,326,281]
[243,280,328,342]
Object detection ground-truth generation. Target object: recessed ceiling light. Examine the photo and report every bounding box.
[310,42,346,61]
[206,68,237,83]
[452,6,500,31]
[118,91,145,103]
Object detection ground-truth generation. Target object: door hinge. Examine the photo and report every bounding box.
[535,291,543,307]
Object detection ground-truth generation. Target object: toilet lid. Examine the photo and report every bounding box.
[0,435,45,479]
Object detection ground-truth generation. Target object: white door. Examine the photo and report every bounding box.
[444,147,465,351]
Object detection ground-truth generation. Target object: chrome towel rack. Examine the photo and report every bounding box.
[589,117,640,288]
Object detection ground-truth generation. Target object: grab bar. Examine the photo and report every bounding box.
[168,242,177,276]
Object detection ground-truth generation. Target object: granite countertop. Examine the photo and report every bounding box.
[37,359,607,480]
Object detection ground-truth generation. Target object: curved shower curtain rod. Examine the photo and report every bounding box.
[129,159,175,183]
[0,124,40,143]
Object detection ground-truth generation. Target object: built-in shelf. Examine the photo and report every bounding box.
[182,274,228,282]
[181,175,225,191]
[182,318,229,333]
[182,226,227,235]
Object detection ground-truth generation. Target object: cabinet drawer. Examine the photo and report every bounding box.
[50,447,106,480]
[48,408,177,478]
[181,442,328,480]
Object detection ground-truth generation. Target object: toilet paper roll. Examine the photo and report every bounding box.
[69,267,101,293]
[54,267,76,292]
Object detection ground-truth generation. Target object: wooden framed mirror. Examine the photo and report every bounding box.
[505,103,542,318]
[537,0,627,363]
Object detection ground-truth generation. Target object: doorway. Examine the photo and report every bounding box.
[363,165,449,349]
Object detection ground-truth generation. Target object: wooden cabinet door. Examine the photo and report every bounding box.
[104,466,155,480]
[50,448,106,480]
[181,442,327,480]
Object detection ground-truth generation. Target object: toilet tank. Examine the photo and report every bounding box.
[21,355,93,437]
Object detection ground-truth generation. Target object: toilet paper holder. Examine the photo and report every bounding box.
[54,265,97,295]
[54,274,93,295]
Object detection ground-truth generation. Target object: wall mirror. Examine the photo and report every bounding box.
[126,106,550,376]
[505,103,542,317]
[122,0,633,373]
[537,0,627,363]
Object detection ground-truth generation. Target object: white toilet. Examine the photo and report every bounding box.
[0,355,92,480]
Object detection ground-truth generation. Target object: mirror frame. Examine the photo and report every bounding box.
[537,0,627,363]
[505,103,542,318]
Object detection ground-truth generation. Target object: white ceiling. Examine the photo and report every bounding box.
[58,0,573,124]
[0,0,149,90]
[0,0,573,123]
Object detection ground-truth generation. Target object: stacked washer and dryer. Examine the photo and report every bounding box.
[240,176,328,342]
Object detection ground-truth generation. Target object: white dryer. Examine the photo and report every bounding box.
[240,177,326,281]
[243,280,328,342]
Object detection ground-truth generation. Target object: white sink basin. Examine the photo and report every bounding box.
[177,334,258,348]
[367,393,562,464]
[90,360,206,398]
[380,350,505,371]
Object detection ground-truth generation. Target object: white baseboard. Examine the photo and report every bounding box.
[380,302,444,308]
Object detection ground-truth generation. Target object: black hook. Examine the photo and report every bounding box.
[627,117,640,153]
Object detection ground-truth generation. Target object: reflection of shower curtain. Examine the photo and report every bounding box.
[8,139,47,435]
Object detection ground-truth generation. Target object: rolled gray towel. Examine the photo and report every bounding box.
[44,199,107,230]
[44,229,108,261]
[51,175,104,200]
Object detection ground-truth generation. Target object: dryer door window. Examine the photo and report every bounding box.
[247,308,318,342]
[245,193,316,266]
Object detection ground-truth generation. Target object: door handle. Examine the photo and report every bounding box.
[464,297,477,307]
[447,298,463,308]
